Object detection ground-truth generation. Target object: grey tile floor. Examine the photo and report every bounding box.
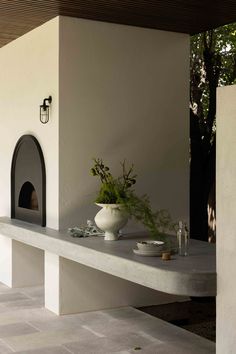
[0,283,215,353]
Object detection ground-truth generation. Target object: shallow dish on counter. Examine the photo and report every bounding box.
[136,240,164,251]
[133,248,163,257]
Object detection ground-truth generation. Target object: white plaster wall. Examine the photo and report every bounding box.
[0,235,12,286]
[12,240,44,287]
[59,16,189,230]
[216,84,236,353]
[0,15,189,233]
[0,18,59,229]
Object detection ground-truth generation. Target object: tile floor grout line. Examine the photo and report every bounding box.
[17,290,33,300]
[82,324,106,338]
[25,320,43,332]
[61,344,75,354]
[0,337,15,352]
[137,330,163,344]
[20,289,44,301]
[20,292,36,300]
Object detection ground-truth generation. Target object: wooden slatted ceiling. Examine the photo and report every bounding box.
[0,0,236,48]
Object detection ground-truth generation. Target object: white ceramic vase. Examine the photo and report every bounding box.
[94,203,128,241]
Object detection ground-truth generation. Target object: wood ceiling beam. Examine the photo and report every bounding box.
[0,0,235,48]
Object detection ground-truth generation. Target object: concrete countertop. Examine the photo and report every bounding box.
[0,217,216,297]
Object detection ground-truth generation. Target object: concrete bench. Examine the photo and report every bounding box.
[0,217,216,315]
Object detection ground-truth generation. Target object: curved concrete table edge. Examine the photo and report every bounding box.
[0,217,216,297]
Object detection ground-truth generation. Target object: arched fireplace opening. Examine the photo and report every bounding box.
[11,135,46,226]
[18,182,39,211]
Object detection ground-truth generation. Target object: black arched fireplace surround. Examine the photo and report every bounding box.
[11,135,46,226]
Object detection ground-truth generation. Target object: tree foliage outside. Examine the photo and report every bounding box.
[190,23,236,241]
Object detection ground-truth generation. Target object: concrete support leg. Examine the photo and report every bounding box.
[44,250,181,315]
[0,234,44,287]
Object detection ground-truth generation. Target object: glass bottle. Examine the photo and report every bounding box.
[177,221,189,256]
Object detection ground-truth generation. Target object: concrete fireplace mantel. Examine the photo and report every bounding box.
[0,217,216,314]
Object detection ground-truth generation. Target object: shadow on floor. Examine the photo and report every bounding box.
[138,297,216,342]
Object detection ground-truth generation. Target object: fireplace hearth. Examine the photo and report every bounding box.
[11,135,46,226]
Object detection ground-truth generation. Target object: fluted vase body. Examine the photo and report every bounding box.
[94,204,128,241]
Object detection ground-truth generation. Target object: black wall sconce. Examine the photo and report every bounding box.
[40,96,52,124]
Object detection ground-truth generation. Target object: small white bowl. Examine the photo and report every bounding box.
[137,240,164,251]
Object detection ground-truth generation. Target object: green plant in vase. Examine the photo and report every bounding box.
[121,192,173,242]
[91,158,175,243]
[91,158,136,204]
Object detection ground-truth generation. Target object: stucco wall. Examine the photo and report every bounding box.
[0,18,59,229]
[0,15,189,234]
[216,84,236,353]
[59,16,189,230]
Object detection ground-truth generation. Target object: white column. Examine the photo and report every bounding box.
[44,251,60,314]
[0,234,12,286]
[0,234,44,287]
[217,85,236,353]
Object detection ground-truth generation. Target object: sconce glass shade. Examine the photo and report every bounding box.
[40,105,50,124]
[40,96,52,124]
